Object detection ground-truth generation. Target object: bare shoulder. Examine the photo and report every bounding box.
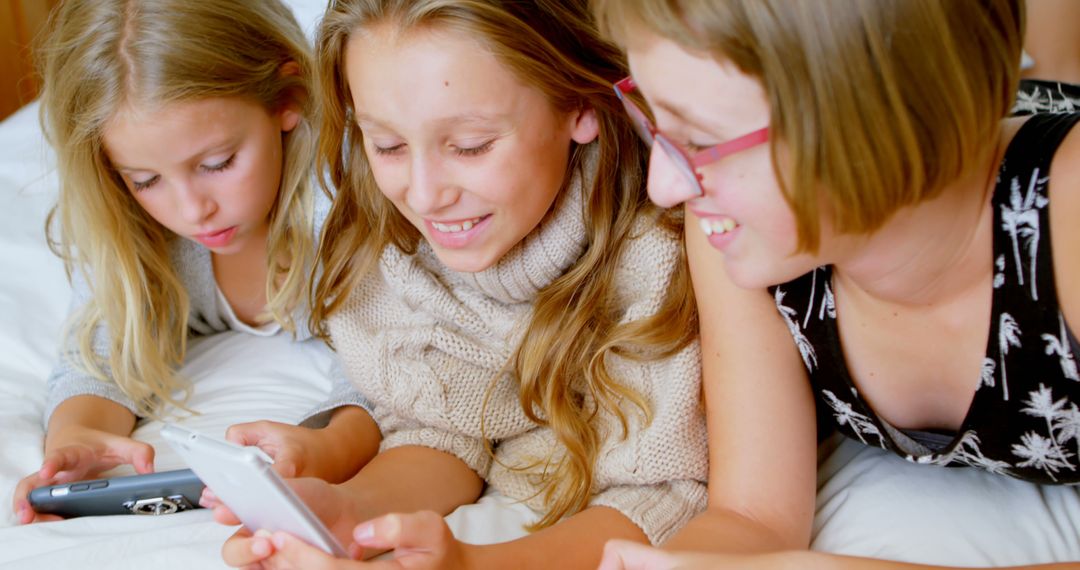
[1049,116,1080,332]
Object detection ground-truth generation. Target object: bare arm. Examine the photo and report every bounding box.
[663,210,819,554]
[14,395,149,523]
[44,395,137,452]
[337,445,484,518]
[460,506,647,569]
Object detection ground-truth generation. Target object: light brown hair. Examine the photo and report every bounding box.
[595,0,1025,250]
[312,0,695,529]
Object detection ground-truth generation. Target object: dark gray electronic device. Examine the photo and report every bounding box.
[28,468,205,517]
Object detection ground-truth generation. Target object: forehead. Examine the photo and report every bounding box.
[344,25,551,128]
[102,97,264,166]
[626,33,767,132]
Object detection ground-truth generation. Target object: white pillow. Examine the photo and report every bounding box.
[814,434,1080,565]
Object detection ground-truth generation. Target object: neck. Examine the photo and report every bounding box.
[830,140,1003,308]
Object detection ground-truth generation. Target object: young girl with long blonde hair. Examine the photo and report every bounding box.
[214,0,706,567]
[12,0,379,525]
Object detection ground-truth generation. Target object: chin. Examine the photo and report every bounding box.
[431,248,501,274]
[724,260,803,291]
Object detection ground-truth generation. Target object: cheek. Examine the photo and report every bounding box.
[364,150,406,203]
[130,192,176,230]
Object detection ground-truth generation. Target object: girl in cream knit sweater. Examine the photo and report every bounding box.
[216,1,707,568]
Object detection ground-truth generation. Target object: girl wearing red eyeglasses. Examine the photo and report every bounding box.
[595,0,1080,569]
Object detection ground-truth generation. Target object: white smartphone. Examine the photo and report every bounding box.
[160,424,348,557]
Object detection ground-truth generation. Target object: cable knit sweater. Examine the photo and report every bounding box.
[328,157,707,544]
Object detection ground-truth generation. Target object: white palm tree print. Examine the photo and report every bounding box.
[775,288,817,371]
[980,358,996,388]
[1022,383,1069,445]
[821,389,881,445]
[1053,404,1080,461]
[993,255,1006,289]
[1013,88,1043,115]
[1012,384,1080,480]
[1042,313,1080,381]
[1012,83,1080,114]
[998,312,1022,401]
[944,432,1013,475]
[1000,168,1048,299]
[803,269,818,329]
[819,281,836,320]
[1012,432,1074,482]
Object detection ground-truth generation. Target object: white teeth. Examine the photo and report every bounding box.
[432,217,484,234]
[699,218,714,236]
[699,216,738,236]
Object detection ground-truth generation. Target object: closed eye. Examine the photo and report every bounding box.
[373,144,405,156]
[454,140,494,157]
[685,141,714,154]
[132,175,160,192]
[202,154,236,173]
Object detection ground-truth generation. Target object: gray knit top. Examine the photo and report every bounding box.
[44,189,371,426]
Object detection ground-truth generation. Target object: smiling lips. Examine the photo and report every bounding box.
[430,215,487,234]
[424,214,491,249]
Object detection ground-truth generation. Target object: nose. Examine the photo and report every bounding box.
[405,154,459,216]
[646,142,700,208]
[175,180,217,225]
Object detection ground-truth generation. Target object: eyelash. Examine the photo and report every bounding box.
[373,144,404,156]
[203,154,236,173]
[371,141,495,157]
[454,141,493,157]
[685,142,712,154]
[130,154,236,192]
[132,176,160,192]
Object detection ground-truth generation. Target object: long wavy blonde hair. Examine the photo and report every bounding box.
[38,0,318,416]
[596,0,1024,252]
[312,0,696,529]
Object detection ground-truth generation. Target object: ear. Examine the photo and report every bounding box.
[569,106,599,144]
[276,60,304,133]
[278,104,302,133]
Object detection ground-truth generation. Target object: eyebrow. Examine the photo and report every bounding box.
[111,138,239,173]
[355,112,508,130]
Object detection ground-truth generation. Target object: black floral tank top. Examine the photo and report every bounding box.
[771,113,1080,484]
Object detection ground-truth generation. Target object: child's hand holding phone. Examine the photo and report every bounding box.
[161,425,354,560]
[225,407,379,484]
[12,426,155,524]
[224,420,333,480]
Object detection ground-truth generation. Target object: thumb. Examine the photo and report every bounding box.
[352,511,449,552]
[271,531,338,568]
[598,540,676,570]
[110,437,156,474]
[225,421,273,447]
